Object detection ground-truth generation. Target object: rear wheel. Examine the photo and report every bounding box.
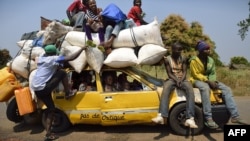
[42,108,71,133]
[169,102,204,135]
[6,97,23,123]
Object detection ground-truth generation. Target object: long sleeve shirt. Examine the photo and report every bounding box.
[67,0,86,16]
[189,56,217,84]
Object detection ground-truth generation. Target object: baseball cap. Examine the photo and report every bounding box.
[44,45,60,54]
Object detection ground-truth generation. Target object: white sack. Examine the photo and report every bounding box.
[21,46,45,59]
[64,19,163,48]
[29,69,37,101]
[61,40,72,48]
[85,47,104,73]
[43,21,73,45]
[8,54,37,79]
[65,31,100,47]
[60,45,87,73]
[137,44,167,65]
[16,40,33,48]
[104,48,138,68]
[112,19,164,48]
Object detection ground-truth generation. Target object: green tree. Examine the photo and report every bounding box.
[238,1,250,41]
[160,14,223,66]
[0,49,12,69]
[230,56,249,65]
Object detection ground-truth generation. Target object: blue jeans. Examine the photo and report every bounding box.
[105,21,124,41]
[194,80,239,120]
[159,79,195,119]
[72,11,85,27]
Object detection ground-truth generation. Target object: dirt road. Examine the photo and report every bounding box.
[1,96,250,141]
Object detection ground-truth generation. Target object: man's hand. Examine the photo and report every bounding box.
[206,80,218,89]
[176,80,182,88]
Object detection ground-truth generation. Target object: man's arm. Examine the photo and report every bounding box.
[180,57,188,82]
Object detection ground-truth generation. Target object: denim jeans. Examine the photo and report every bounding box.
[194,80,239,120]
[72,11,85,27]
[105,21,124,41]
[159,79,195,119]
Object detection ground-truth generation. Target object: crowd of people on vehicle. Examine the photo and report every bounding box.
[31,0,248,140]
[66,0,147,55]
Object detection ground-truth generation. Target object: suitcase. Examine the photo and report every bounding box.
[15,87,36,116]
[0,78,20,102]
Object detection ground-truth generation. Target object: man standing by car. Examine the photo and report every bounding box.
[152,42,198,128]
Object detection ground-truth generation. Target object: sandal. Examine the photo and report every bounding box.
[44,133,59,141]
[86,40,96,47]
[205,119,219,129]
[97,45,105,52]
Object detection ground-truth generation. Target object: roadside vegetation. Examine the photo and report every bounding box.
[139,65,250,96]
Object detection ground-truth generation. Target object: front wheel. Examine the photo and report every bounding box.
[169,102,204,135]
[42,108,71,133]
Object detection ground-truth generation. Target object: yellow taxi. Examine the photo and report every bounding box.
[6,66,230,135]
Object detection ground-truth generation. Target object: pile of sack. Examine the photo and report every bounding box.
[5,18,167,101]
[11,18,166,75]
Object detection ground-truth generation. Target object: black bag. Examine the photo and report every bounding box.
[20,31,39,40]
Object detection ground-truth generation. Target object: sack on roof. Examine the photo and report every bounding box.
[101,3,127,23]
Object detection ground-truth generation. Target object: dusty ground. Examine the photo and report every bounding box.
[1,96,250,141]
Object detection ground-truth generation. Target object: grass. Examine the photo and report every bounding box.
[138,65,250,96]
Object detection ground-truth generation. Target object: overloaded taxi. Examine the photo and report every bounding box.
[4,65,230,136]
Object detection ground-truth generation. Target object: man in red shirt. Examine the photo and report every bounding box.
[66,0,87,28]
[127,0,148,26]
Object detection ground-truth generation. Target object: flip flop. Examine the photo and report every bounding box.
[86,40,96,47]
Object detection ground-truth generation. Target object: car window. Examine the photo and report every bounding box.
[129,67,164,87]
[71,70,97,91]
[101,70,151,92]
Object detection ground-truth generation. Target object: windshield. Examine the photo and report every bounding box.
[128,67,164,87]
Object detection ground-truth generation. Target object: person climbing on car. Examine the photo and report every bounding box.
[31,44,85,140]
[152,42,198,128]
[189,40,248,129]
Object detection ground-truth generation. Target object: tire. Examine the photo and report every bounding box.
[6,97,23,123]
[42,108,71,133]
[23,109,43,125]
[169,102,204,136]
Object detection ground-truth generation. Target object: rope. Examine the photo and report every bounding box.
[129,27,139,47]
[129,27,141,57]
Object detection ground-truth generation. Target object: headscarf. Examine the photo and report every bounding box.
[196,41,210,52]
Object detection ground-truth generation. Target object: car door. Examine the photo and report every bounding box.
[100,70,159,126]
[53,70,102,125]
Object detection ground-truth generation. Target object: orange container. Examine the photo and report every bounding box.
[15,87,36,116]
[0,79,20,102]
[0,67,15,85]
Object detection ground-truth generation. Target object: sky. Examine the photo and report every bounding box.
[0,0,249,64]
